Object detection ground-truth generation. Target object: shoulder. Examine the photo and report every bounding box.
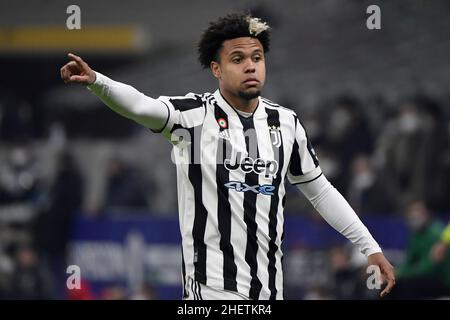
[261,97,313,138]
[261,97,307,130]
[160,92,209,102]
[184,92,214,101]
[261,97,298,118]
[158,92,211,111]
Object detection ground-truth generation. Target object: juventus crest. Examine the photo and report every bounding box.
[269,125,282,148]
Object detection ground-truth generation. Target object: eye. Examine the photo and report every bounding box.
[232,56,242,63]
[253,55,262,62]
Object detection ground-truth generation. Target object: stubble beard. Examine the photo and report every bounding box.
[238,89,261,101]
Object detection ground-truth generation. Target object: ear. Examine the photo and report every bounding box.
[210,61,221,80]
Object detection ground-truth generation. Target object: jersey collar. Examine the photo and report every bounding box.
[213,89,265,120]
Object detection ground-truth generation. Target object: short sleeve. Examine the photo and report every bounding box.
[287,116,322,184]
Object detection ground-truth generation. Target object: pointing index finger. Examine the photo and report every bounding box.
[68,53,85,66]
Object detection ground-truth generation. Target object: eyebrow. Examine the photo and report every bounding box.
[228,48,264,56]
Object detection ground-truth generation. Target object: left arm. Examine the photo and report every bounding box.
[297,174,396,297]
[287,114,395,297]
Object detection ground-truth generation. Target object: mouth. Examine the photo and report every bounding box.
[243,78,259,85]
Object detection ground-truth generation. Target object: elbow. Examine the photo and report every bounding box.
[309,181,335,207]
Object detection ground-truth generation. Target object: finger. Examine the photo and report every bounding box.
[68,53,86,68]
[66,61,82,74]
[63,67,73,82]
[380,274,395,297]
[66,60,78,68]
[61,67,70,82]
[68,52,82,62]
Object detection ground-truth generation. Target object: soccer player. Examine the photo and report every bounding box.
[60,13,395,300]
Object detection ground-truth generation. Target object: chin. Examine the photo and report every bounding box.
[238,89,261,101]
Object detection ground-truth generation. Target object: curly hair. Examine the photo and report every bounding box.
[197,13,271,69]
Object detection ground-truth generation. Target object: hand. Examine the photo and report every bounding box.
[430,241,448,263]
[367,252,396,298]
[60,53,96,85]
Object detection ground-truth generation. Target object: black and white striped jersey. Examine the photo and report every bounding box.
[88,72,382,300]
[155,89,322,300]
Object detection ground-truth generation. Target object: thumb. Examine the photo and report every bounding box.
[69,75,90,83]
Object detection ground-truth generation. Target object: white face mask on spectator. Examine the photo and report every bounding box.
[329,108,352,138]
[398,112,420,134]
[407,213,428,232]
[353,171,375,190]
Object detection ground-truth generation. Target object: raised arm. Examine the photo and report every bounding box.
[60,53,169,131]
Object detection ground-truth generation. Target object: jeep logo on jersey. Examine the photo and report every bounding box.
[224,152,278,179]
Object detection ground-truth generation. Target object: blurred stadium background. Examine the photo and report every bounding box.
[0,0,450,299]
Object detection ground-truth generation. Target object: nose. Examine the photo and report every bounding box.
[244,58,256,73]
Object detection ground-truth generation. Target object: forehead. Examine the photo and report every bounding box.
[221,37,263,55]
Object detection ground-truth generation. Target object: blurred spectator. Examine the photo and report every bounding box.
[328,246,372,299]
[0,245,14,298]
[0,147,39,204]
[104,157,150,210]
[323,96,374,194]
[0,92,35,142]
[8,244,53,299]
[374,96,447,211]
[33,150,83,298]
[430,222,450,264]
[391,201,450,299]
[347,155,395,215]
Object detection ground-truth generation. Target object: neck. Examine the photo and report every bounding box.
[220,88,259,113]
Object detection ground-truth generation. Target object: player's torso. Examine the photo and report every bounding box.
[172,92,297,217]
[174,92,297,299]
